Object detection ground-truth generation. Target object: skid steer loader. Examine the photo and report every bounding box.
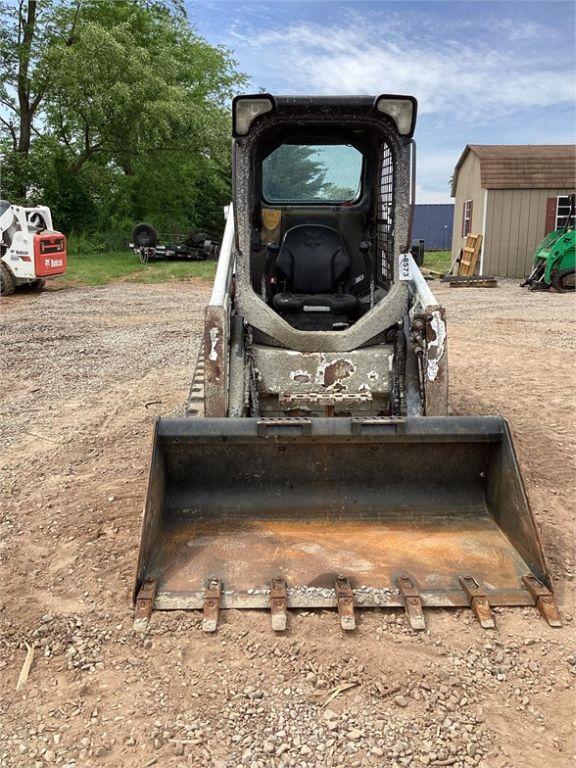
[134,95,560,633]
[0,201,67,295]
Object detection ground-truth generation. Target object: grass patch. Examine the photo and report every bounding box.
[423,250,452,273]
[60,246,452,288]
[60,249,217,286]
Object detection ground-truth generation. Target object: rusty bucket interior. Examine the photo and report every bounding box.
[134,416,555,626]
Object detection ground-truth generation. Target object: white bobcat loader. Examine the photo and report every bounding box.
[0,200,67,296]
[133,95,560,634]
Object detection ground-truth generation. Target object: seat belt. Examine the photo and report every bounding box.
[261,243,280,301]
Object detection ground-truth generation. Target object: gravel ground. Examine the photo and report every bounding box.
[0,278,574,768]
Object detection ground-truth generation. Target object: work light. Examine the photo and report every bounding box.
[376,97,417,136]
[233,96,274,136]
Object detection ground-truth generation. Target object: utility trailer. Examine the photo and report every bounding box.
[134,95,560,633]
[130,222,219,264]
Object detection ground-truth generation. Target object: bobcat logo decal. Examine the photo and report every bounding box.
[304,231,322,250]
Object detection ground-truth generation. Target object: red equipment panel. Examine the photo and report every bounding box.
[33,232,67,277]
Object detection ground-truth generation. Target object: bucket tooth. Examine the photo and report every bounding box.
[459,576,495,629]
[522,575,562,627]
[270,577,288,632]
[397,575,426,630]
[335,576,356,631]
[133,578,157,632]
[202,578,222,633]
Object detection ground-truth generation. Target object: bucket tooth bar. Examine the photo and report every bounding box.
[397,575,426,630]
[335,577,356,631]
[132,574,560,632]
[522,575,562,627]
[202,578,222,633]
[133,578,158,631]
[459,576,495,629]
[270,577,288,631]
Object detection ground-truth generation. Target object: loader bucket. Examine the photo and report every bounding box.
[134,416,558,628]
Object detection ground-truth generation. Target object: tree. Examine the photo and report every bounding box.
[44,1,239,176]
[262,145,328,202]
[0,0,84,196]
[0,0,245,236]
[322,182,360,201]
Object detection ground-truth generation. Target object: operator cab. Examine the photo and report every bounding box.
[254,133,390,331]
[260,138,368,331]
[234,95,416,333]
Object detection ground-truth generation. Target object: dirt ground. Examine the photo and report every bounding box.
[0,278,574,768]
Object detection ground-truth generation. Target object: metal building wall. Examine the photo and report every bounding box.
[412,204,454,250]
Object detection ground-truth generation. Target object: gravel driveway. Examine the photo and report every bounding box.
[0,278,574,768]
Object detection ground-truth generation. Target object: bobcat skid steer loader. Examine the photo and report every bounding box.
[134,95,560,633]
[0,201,67,295]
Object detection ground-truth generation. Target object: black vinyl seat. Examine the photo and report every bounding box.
[271,225,358,321]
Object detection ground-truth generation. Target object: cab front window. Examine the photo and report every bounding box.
[262,143,363,204]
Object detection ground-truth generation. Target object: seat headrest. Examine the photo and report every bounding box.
[276,225,350,294]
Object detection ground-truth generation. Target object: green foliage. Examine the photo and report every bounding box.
[0,138,31,204]
[262,144,362,202]
[423,250,452,273]
[323,182,359,201]
[262,145,328,202]
[0,0,245,242]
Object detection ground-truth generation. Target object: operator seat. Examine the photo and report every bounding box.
[272,225,358,328]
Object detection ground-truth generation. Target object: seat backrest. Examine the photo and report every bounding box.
[275,225,350,294]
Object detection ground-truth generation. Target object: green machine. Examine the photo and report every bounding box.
[522,194,575,292]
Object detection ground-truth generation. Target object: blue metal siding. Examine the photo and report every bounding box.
[412,204,454,250]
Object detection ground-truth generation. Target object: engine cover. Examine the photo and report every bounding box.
[33,232,67,277]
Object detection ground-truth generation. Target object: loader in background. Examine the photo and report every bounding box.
[521,193,575,292]
[134,95,560,633]
[0,200,67,295]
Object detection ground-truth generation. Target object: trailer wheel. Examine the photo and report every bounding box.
[0,262,16,296]
[132,223,158,248]
[552,269,575,292]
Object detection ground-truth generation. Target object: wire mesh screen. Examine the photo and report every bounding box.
[376,143,394,287]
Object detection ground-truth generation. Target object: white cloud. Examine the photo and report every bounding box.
[492,18,547,42]
[220,6,574,199]
[416,149,461,177]
[231,12,575,121]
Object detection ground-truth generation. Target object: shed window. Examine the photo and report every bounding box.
[462,199,473,237]
[556,196,575,230]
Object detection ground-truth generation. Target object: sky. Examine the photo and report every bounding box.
[185,0,576,203]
